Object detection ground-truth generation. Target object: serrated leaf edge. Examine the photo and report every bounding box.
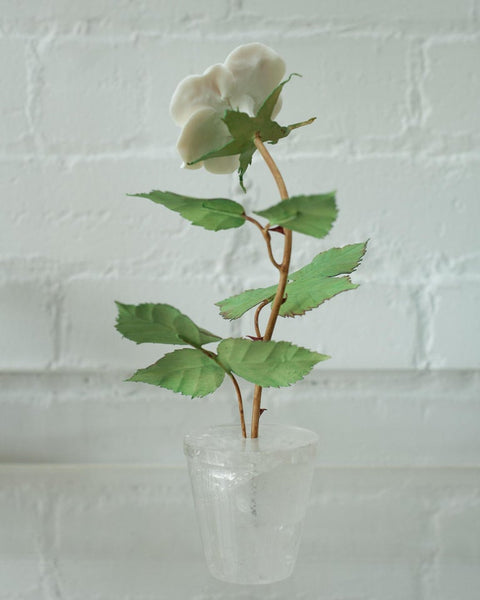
[217,338,330,388]
[126,348,226,398]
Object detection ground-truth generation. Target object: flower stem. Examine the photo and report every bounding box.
[202,348,246,438]
[245,215,281,270]
[254,299,270,338]
[251,133,292,438]
[229,373,247,438]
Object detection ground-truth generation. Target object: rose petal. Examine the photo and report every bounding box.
[169,64,234,127]
[224,43,286,115]
[203,154,239,174]
[171,43,286,175]
[177,107,238,174]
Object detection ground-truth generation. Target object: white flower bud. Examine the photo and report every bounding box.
[170,43,286,174]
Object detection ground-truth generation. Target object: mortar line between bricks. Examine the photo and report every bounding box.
[1,150,480,162]
[1,272,480,286]
[1,26,479,43]
[0,463,479,470]
[0,368,478,374]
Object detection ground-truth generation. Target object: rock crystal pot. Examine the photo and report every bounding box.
[184,424,318,584]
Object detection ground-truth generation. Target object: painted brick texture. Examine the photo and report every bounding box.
[0,1,479,598]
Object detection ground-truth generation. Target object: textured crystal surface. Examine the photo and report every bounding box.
[184,424,318,584]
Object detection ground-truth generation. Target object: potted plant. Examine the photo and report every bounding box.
[115,43,367,584]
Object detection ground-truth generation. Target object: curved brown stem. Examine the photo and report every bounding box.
[251,133,293,438]
[229,373,246,438]
[262,232,292,340]
[244,214,264,234]
[254,133,289,199]
[202,348,246,438]
[254,299,270,339]
[245,215,281,270]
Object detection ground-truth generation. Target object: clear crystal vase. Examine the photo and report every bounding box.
[184,424,318,584]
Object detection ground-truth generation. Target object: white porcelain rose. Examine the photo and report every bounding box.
[170,43,286,174]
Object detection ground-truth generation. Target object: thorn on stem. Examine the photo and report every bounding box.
[269,225,285,234]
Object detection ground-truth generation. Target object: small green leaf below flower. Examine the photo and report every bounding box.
[187,74,316,191]
[237,145,256,191]
[254,193,338,239]
[130,191,246,231]
[128,348,226,398]
[115,302,221,347]
[217,338,329,387]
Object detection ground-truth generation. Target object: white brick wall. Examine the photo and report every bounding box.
[0,1,479,598]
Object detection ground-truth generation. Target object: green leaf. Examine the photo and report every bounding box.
[290,242,368,281]
[218,338,329,387]
[189,138,249,164]
[215,242,368,320]
[256,73,316,138]
[279,242,367,317]
[280,276,358,317]
[131,191,245,231]
[286,117,316,132]
[128,348,225,398]
[223,110,257,139]
[216,285,277,320]
[115,302,221,347]
[238,145,256,192]
[187,112,254,168]
[256,74,300,122]
[254,193,338,239]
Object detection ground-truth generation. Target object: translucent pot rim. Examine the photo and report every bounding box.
[184,423,318,467]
